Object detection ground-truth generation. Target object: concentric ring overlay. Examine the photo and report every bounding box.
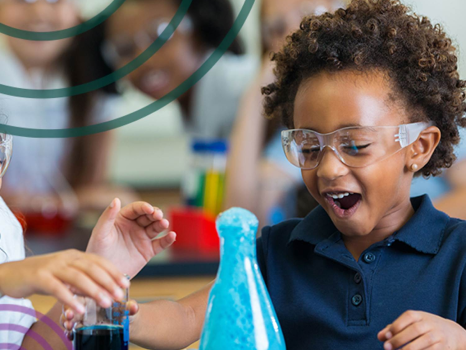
[0,0,125,41]
[0,0,255,138]
[0,0,190,98]
[0,304,72,350]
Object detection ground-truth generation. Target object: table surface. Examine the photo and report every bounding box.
[28,276,215,350]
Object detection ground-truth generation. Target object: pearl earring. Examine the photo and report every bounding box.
[411,164,419,172]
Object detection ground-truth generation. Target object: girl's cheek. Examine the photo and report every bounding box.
[0,8,24,28]
[57,7,80,29]
[302,172,320,199]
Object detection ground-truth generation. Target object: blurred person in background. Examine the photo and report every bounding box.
[103,0,258,140]
[225,0,346,227]
[0,0,136,224]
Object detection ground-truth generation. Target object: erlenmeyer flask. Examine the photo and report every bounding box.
[199,208,286,350]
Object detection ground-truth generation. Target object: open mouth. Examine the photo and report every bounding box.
[324,192,362,218]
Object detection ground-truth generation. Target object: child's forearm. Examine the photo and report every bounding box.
[22,302,70,350]
[130,300,199,349]
[130,282,212,350]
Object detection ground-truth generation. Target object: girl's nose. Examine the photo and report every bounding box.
[316,147,349,180]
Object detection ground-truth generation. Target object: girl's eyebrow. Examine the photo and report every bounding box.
[298,122,363,132]
[335,122,363,128]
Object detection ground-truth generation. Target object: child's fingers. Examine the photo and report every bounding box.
[61,304,75,320]
[65,330,74,341]
[59,310,74,330]
[383,321,431,350]
[151,231,176,255]
[388,310,423,336]
[55,268,114,309]
[62,317,75,332]
[149,207,164,221]
[60,301,78,328]
[92,198,121,239]
[43,277,85,315]
[146,219,170,238]
[154,218,169,232]
[127,299,139,316]
[71,259,125,302]
[387,331,441,350]
[135,209,165,227]
[85,253,130,289]
[378,325,391,341]
[121,201,156,221]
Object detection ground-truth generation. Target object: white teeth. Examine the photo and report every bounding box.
[327,192,352,199]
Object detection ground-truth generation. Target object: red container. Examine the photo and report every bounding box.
[22,211,73,236]
[11,207,73,236]
[169,207,220,255]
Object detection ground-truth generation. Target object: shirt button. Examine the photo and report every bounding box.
[352,294,363,306]
[354,272,362,284]
[363,252,376,263]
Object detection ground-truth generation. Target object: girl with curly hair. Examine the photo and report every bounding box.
[65,0,466,348]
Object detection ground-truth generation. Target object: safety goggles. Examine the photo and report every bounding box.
[281,122,432,169]
[102,16,193,67]
[0,133,12,178]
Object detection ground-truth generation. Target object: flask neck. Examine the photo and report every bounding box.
[217,236,257,275]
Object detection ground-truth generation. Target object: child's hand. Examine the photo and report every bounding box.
[86,199,176,279]
[61,299,139,340]
[378,310,466,350]
[0,250,129,314]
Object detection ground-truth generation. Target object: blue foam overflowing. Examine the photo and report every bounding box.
[199,208,286,350]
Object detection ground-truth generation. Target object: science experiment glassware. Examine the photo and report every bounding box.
[73,285,129,350]
[199,207,286,350]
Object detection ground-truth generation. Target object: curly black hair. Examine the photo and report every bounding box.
[262,0,466,177]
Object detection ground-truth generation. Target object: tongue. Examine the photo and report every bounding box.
[337,194,361,210]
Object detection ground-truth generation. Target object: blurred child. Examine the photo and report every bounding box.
[103,0,258,139]
[0,0,132,215]
[225,0,345,226]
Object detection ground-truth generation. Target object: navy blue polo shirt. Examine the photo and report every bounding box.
[257,195,466,349]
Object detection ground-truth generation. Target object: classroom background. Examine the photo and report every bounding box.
[1,0,466,348]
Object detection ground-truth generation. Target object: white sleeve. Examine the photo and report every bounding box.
[0,196,37,347]
[0,296,36,347]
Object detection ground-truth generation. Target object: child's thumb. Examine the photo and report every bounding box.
[93,198,121,238]
[127,299,139,316]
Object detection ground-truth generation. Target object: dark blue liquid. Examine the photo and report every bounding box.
[74,325,128,350]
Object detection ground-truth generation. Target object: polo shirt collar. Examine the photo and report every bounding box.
[393,195,449,254]
[288,195,449,255]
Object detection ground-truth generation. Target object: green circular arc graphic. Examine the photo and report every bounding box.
[0,0,191,98]
[0,0,255,138]
[0,0,125,41]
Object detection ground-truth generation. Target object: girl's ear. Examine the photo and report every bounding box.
[408,126,441,171]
